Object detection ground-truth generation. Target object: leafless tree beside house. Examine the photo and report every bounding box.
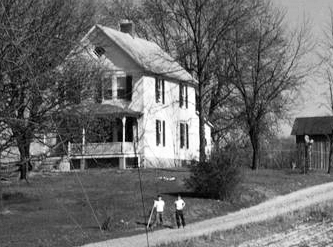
[0,0,98,180]
[226,1,312,169]
[320,8,333,174]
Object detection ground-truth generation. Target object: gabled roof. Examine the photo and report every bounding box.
[89,24,195,84]
[291,116,333,136]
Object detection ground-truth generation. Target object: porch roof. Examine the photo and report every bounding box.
[65,103,142,118]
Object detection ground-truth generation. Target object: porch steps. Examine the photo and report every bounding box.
[34,156,63,172]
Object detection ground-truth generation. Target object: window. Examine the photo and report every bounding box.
[117,77,126,99]
[156,120,166,146]
[94,46,105,57]
[179,84,188,108]
[104,79,112,100]
[180,123,189,149]
[155,78,165,104]
[95,80,103,103]
[102,75,132,101]
[117,75,132,100]
[126,75,132,100]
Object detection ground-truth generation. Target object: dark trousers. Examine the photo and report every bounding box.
[156,212,163,225]
[175,210,185,228]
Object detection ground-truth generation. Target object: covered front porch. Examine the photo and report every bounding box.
[60,104,142,170]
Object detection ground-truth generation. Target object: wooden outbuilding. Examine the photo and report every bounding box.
[291,116,333,170]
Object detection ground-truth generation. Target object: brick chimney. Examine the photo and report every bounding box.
[119,20,135,37]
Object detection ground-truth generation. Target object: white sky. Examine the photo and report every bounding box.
[276,0,333,135]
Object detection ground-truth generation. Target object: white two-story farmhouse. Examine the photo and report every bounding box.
[59,21,211,170]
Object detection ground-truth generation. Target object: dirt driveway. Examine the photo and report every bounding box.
[81,182,333,247]
[239,220,333,247]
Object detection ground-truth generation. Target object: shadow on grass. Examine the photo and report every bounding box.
[136,221,149,227]
[1,191,38,204]
[163,191,213,199]
[135,221,174,230]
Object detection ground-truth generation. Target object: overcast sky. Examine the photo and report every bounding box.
[275,0,333,135]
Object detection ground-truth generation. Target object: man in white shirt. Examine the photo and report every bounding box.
[153,195,165,226]
[174,194,186,228]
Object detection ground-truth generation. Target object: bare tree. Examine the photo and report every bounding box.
[320,8,333,174]
[0,0,97,179]
[228,1,312,169]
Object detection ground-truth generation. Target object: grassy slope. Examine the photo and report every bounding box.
[1,168,333,247]
[156,201,333,247]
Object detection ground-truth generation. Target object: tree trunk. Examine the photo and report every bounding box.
[198,81,206,162]
[0,155,2,212]
[16,133,32,181]
[328,134,333,174]
[249,128,260,170]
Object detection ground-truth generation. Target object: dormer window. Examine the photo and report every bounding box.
[94,46,105,57]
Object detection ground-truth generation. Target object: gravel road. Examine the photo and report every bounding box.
[239,220,333,247]
[81,181,333,247]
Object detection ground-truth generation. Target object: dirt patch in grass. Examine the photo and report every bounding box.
[1,167,333,247]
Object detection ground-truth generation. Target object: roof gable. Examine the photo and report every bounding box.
[88,25,195,84]
[291,116,333,136]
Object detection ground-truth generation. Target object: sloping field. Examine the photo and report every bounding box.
[1,168,333,247]
[81,182,333,247]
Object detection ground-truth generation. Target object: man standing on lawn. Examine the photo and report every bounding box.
[174,194,186,228]
[153,195,165,226]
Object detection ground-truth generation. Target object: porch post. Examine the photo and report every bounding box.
[120,117,127,169]
[43,134,47,154]
[68,141,71,158]
[133,121,138,143]
[122,117,126,145]
[80,127,86,170]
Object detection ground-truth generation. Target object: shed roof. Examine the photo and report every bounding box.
[291,116,333,136]
[90,25,195,84]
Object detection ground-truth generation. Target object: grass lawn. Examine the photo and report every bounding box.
[1,167,333,247]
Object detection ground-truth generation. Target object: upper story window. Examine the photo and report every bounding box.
[179,84,188,108]
[116,76,132,100]
[94,46,105,57]
[180,122,189,149]
[117,76,127,99]
[103,79,112,100]
[124,75,132,100]
[95,80,103,103]
[155,78,165,104]
[98,75,132,101]
[156,119,166,147]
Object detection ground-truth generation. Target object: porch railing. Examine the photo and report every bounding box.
[68,142,136,157]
